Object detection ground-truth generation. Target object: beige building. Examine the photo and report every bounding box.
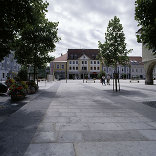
[50,53,67,80]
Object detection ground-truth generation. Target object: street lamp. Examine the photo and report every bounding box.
[82,49,85,83]
[66,61,67,83]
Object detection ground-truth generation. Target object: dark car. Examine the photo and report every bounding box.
[0,82,8,93]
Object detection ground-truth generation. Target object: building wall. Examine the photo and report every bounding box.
[0,53,21,81]
[51,50,154,80]
[52,62,67,79]
[142,45,156,62]
[67,57,101,79]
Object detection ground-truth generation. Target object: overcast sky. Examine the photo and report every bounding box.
[46,0,142,58]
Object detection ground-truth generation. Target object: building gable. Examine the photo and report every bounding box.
[78,54,90,60]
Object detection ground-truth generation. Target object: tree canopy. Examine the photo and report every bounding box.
[135,0,156,52]
[15,20,59,68]
[0,0,49,61]
[98,16,131,68]
[98,16,131,91]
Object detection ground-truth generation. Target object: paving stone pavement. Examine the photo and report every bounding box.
[1,80,156,156]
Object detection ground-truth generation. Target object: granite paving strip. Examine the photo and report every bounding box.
[74,141,156,156]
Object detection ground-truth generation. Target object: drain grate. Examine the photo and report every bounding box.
[143,101,156,108]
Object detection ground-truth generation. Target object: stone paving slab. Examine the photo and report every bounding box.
[138,130,156,140]
[57,130,147,143]
[24,143,75,156]
[74,141,156,156]
[32,132,56,143]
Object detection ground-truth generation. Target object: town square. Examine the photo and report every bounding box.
[0,0,156,156]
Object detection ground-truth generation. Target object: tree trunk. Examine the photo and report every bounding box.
[113,74,114,91]
[33,65,36,82]
[115,65,118,92]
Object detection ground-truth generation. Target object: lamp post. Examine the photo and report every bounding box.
[82,49,85,83]
[66,61,67,83]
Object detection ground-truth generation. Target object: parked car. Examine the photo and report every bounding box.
[0,82,8,93]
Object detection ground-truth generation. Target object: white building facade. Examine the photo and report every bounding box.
[0,52,21,81]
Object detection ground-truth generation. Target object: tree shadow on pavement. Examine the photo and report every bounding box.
[102,89,148,98]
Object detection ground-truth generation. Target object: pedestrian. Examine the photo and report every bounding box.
[107,74,110,85]
[101,75,106,85]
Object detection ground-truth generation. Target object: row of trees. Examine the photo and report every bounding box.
[0,0,59,80]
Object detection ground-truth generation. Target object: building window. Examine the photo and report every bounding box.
[57,65,59,69]
[90,67,93,70]
[85,61,87,64]
[73,66,75,70]
[82,67,87,70]
[97,61,99,64]
[94,67,96,70]
[136,69,138,72]
[91,61,92,64]
[69,67,72,70]
[3,73,5,78]
[70,61,72,64]
[76,61,78,64]
[97,67,100,70]
[94,61,96,64]
[82,61,84,64]
[141,69,142,73]
[132,69,134,72]
[73,61,75,64]
[62,65,64,69]
[76,67,78,70]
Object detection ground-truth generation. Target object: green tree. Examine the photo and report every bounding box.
[135,0,156,52]
[98,16,132,92]
[0,0,49,61]
[17,66,28,81]
[15,20,59,81]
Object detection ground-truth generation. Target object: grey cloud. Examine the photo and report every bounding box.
[47,0,141,57]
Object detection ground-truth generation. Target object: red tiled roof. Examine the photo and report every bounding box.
[67,49,99,60]
[128,56,143,65]
[54,53,67,62]
[129,56,142,62]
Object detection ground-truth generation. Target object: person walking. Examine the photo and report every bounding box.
[101,75,106,85]
[107,74,110,85]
